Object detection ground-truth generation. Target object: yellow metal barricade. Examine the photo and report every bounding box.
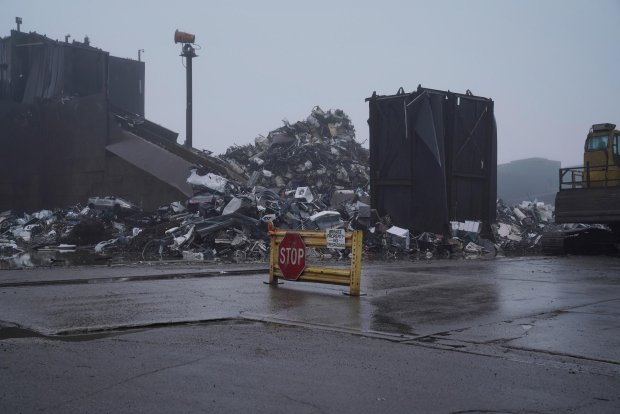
[268,225,363,296]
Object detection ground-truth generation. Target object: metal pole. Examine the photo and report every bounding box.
[186,51,193,147]
[181,44,196,148]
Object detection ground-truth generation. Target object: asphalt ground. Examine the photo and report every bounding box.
[1,256,619,413]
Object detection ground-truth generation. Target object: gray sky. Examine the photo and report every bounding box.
[3,0,619,166]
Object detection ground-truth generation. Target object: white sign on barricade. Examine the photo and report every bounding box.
[326,228,346,250]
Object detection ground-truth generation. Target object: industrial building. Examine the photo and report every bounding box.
[0,27,237,212]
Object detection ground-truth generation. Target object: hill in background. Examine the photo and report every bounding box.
[497,158,561,205]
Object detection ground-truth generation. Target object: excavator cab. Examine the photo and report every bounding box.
[583,123,620,187]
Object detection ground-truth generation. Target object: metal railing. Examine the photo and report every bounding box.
[559,162,620,190]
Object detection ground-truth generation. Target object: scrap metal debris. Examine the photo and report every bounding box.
[0,194,596,269]
[221,106,369,193]
[492,199,555,253]
[1,107,612,269]
[0,194,568,269]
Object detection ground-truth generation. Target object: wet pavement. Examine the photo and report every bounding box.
[1,256,619,412]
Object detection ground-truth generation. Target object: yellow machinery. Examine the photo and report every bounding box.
[582,123,620,187]
[543,123,620,254]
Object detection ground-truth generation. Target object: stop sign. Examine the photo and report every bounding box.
[278,232,306,280]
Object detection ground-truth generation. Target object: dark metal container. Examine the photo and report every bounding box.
[367,86,497,235]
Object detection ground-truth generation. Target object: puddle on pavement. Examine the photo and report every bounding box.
[416,336,437,343]
[0,327,44,340]
[372,313,416,336]
[0,326,116,342]
[0,319,251,342]
[371,279,498,333]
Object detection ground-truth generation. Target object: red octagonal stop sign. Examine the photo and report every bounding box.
[278,232,306,280]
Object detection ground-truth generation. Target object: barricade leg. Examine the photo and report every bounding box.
[268,232,277,285]
[349,230,362,296]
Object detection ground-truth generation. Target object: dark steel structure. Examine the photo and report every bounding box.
[109,56,145,116]
[367,86,497,235]
[0,28,239,212]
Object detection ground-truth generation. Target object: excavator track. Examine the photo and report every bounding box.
[541,232,567,255]
[542,228,619,255]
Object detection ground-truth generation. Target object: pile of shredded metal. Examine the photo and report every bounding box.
[1,194,567,270]
[3,107,608,269]
[220,106,369,193]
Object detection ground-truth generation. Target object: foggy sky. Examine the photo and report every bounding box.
[3,0,619,167]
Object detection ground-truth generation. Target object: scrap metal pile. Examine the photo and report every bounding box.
[0,192,563,269]
[1,106,597,268]
[0,193,570,269]
[221,106,369,193]
[492,199,555,253]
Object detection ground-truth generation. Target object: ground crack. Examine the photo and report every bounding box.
[43,356,207,411]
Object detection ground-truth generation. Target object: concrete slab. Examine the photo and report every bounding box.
[508,305,620,363]
[2,322,619,414]
[1,256,619,366]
